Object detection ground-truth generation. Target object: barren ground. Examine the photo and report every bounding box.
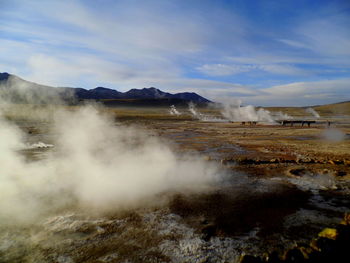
[1,104,349,263]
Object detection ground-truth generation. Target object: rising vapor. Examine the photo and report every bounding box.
[221,103,275,123]
[305,108,320,118]
[0,105,222,224]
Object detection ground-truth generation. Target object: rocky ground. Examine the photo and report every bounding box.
[147,120,350,178]
[1,107,349,263]
[145,118,350,262]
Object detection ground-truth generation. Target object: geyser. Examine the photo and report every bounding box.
[221,104,275,123]
[305,108,320,118]
[0,105,222,224]
[169,105,181,116]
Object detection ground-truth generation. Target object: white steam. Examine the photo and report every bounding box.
[26,142,54,149]
[288,173,337,191]
[0,74,75,105]
[221,104,275,123]
[305,108,320,118]
[322,128,346,142]
[188,102,201,119]
[271,111,293,121]
[189,101,291,123]
[169,105,181,116]
[188,102,225,122]
[0,106,222,223]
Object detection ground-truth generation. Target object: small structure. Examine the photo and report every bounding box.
[278,120,316,127]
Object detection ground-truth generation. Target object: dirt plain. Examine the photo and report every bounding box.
[1,104,350,263]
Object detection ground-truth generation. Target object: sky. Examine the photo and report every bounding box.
[0,0,349,106]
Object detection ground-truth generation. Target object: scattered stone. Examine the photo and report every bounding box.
[241,213,350,263]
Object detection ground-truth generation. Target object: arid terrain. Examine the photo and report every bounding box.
[0,103,349,263]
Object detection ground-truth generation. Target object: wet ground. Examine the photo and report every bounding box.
[1,113,350,263]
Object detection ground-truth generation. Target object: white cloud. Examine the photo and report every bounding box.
[298,17,350,57]
[242,79,350,106]
[196,64,256,76]
[197,63,306,77]
[0,0,349,106]
[278,12,350,65]
[258,64,307,76]
[278,39,309,49]
[24,53,182,89]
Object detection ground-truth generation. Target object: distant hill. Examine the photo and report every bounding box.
[313,101,350,115]
[0,72,211,105]
[0,72,75,104]
[265,101,350,117]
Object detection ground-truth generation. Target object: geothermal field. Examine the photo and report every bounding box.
[0,102,349,263]
[2,0,350,262]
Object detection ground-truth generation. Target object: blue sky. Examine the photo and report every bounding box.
[1,0,349,106]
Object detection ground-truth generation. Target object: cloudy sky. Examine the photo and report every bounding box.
[1,0,349,106]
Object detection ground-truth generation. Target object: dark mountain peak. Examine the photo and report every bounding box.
[0,72,10,81]
[132,87,161,92]
[1,72,212,104]
[172,92,211,103]
[144,87,158,91]
[91,87,114,91]
[125,87,172,99]
[75,86,123,100]
[127,88,138,92]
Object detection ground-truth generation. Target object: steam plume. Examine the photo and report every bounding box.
[188,102,225,122]
[169,105,181,116]
[322,128,346,142]
[0,74,75,105]
[0,106,222,224]
[221,103,275,123]
[305,108,320,118]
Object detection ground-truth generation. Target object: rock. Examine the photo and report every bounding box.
[240,213,350,262]
[318,228,337,240]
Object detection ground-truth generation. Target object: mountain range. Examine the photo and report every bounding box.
[0,72,210,105]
